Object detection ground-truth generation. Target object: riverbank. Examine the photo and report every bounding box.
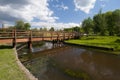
[65,36,120,55]
[0,48,31,80]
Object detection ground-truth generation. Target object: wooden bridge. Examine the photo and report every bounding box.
[0,29,78,49]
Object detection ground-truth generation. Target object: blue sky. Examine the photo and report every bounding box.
[49,0,120,23]
[0,0,120,29]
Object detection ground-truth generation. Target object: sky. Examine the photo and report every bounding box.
[0,0,120,29]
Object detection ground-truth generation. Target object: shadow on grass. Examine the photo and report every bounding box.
[0,45,12,49]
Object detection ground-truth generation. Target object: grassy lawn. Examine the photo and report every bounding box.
[0,49,29,80]
[66,36,120,51]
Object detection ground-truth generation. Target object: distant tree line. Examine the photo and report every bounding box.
[82,9,120,36]
[15,20,31,30]
[64,27,83,33]
[8,20,31,30]
[9,20,55,31]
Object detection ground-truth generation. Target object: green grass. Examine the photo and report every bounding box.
[0,49,29,80]
[66,36,120,52]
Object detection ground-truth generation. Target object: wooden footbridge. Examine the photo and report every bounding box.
[0,29,78,49]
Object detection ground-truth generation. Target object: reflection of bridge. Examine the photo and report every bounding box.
[0,29,78,48]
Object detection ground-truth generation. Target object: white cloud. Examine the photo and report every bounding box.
[74,0,96,14]
[0,0,79,29]
[0,0,58,23]
[54,3,69,10]
[31,22,80,30]
[50,0,59,2]
[61,6,69,10]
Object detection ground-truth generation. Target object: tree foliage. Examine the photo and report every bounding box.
[15,20,31,30]
[93,11,108,35]
[81,9,120,36]
[64,26,81,32]
[49,27,55,31]
[82,17,94,35]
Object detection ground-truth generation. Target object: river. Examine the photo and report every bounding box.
[18,42,120,80]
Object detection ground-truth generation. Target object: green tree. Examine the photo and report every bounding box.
[15,20,24,30]
[39,27,43,31]
[43,27,47,31]
[15,20,31,30]
[112,9,120,36]
[82,17,94,35]
[93,10,108,35]
[64,28,73,32]
[73,26,80,32]
[105,11,115,36]
[24,23,31,30]
[49,27,55,31]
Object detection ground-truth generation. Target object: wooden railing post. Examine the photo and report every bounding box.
[63,32,65,40]
[28,30,32,49]
[42,32,44,41]
[51,32,53,41]
[71,32,74,39]
[12,29,16,48]
[68,33,69,40]
[57,32,59,40]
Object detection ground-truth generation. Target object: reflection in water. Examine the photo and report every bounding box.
[19,42,120,80]
[32,42,53,52]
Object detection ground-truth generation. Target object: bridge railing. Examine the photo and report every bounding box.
[16,30,29,38]
[0,29,76,39]
[0,29,13,38]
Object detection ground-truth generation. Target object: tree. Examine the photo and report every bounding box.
[64,28,73,32]
[105,11,115,36]
[15,20,31,30]
[49,27,55,31]
[73,26,80,32]
[112,9,120,36]
[39,27,43,31]
[93,10,108,35]
[82,17,94,35]
[43,27,47,31]
[15,20,24,30]
[24,23,31,30]
[81,9,120,36]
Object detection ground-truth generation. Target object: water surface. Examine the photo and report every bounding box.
[19,42,120,80]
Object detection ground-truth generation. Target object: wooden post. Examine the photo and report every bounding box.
[12,29,16,48]
[72,32,74,39]
[28,30,32,49]
[68,33,69,39]
[51,32,53,41]
[57,32,59,40]
[42,32,44,41]
[63,32,65,40]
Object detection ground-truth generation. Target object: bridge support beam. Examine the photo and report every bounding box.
[28,31,32,50]
[28,41,32,50]
[13,39,16,48]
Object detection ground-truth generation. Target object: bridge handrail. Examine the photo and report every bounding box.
[0,29,76,39]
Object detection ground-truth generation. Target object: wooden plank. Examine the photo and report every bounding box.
[0,39,13,44]
[16,38,29,42]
